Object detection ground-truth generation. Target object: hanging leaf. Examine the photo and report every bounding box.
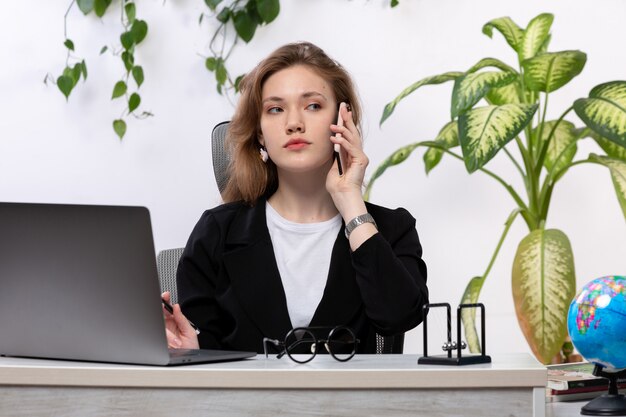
[131,20,148,44]
[522,51,587,93]
[204,0,223,11]
[424,121,459,174]
[485,81,523,105]
[233,10,257,42]
[93,0,112,17]
[132,66,144,87]
[128,93,141,113]
[125,2,136,24]
[512,229,576,364]
[451,71,517,118]
[113,119,127,139]
[482,16,524,53]
[99,45,108,55]
[215,59,227,84]
[57,75,75,100]
[589,154,626,220]
[122,51,134,71]
[112,81,127,99]
[256,0,280,23]
[120,31,134,50]
[64,39,75,51]
[77,0,95,15]
[534,120,577,173]
[520,13,553,62]
[459,104,538,173]
[574,81,626,149]
[380,72,463,126]
[391,0,399,6]
[80,60,88,81]
[205,57,217,71]
[217,7,231,23]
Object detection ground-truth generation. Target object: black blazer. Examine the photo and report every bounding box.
[177,198,428,353]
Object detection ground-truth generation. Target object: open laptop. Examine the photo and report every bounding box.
[0,202,255,366]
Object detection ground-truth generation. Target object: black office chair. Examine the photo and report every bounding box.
[155,121,405,354]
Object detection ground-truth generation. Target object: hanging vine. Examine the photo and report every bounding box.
[47,0,400,139]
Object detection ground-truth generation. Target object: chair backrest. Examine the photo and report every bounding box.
[211,121,231,195]
[156,247,184,304]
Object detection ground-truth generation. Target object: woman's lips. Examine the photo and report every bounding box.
[284,139,310,150]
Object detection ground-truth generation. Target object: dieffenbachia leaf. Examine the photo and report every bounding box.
[519,13,554,62]
[451,71,517,118]
[364,142,421,201]
[459,103,538,173]
[589,154,626,220]
[424,121,459,174]
[512,228,576,364]
[534,120,577,173]
[485,80,523,105]
[459,276,486,353]
[482,16,524,53]
[467,57,518,74]
[380,72,463,126]
[574,81,626,149]
[523,51,587,93]
[593,133,626,162]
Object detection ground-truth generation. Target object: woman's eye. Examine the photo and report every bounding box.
[306,103,321,111]
[267,107,282,114]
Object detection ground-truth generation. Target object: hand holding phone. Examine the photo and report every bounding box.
[334,102,347,176]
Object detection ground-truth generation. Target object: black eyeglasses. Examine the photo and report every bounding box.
[263,326,360,363]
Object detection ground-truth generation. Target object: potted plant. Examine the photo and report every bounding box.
[365,12,626,364]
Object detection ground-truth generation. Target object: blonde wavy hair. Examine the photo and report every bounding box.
[221,42,362,205]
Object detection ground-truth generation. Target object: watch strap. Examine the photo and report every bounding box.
[344,213,377,239]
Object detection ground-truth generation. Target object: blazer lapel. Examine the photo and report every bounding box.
[222,201,293,339]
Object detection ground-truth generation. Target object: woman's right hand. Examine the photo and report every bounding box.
[162,292,200,349]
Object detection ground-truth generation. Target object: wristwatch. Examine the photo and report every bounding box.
[344,213,377,239]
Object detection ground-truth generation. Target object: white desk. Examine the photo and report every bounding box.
[0,353,547,417]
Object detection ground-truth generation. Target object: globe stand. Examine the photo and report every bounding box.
[581,365,626,416]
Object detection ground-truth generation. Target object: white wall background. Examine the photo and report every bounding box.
[1,0,624,357]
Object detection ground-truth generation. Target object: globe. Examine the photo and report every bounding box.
[567,275,626,370]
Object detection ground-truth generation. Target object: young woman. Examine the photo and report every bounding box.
[163,42,428,354]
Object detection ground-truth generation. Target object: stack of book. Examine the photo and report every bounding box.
[546,362,626,402]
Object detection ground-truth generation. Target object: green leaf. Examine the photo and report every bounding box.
[76,0,95,14]
[589,154,626,220]
[460,276,486,353]
[459,104,538,173]
[132,66,144,87]
[113,119,127,139]
[534,120,577,173]
[100,45,108,55]
[112,81,127,99]
[80,60,88,81]
[485,81,523,105]
[380,72,463,126]
[482,16,524,53]
[93,0,112,17]
[120,31,134,50]
[424,121,459,174]
[574,81,626,148]
[520,13,554,62]
[122,51,134,71]
[205,57,217,71]
[234,74,245,92]
[64,39,75,51]
[391,0,399,6]
[233,10,257,42]
[215,59,227,84]
[256,0,280,23]
[217,7,231,23]
[364,143,421,201]
[451,71,517,118]
[512,228,576,364]
[593,133,626,162]
[522,51,587,93]
[128,93,141,112]
[71,63,82,83]
[124,2,136,24]
[131,20,148,44]
[57,75,74,100]
[467,57,517,74]
[205,0,223,11]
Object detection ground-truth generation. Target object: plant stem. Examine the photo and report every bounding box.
[482,208,521,279]
[503,146,525,180]
[64,0,76,66]
[535,106,574,178]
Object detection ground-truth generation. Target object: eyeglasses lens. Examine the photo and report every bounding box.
[285,328,317,363]
[328,327,357,361]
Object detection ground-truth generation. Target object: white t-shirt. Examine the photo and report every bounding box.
[265,202,342,329]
